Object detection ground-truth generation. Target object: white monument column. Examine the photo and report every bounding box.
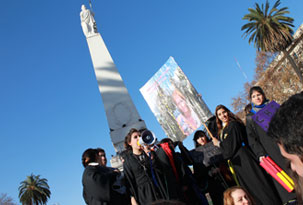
[80,5,146,167]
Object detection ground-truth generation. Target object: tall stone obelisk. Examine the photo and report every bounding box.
[80,5,146,167]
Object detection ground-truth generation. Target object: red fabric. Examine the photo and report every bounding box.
[160,143,179,182]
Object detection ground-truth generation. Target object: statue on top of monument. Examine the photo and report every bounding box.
[80,4,98,37]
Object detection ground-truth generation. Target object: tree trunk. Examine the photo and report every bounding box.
[283,50,303,85]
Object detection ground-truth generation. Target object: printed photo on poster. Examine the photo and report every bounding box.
[140,57,213,141]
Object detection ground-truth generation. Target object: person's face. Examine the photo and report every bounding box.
[278,144,303,177]
[174,94,190,116]
[197,136,208,146]
[217,108,229,123]
[251,91,264,106]
[231,189,251,205]
[98,151,107,166]
[129,132,141,151]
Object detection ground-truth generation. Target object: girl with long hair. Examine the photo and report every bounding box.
[172,89,201,136]
[212,105,280,205]
[246,86,296,204]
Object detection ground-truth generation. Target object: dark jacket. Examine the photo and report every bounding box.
[82,165,128,205]
[220,121,281,205]
[246,113,296,203]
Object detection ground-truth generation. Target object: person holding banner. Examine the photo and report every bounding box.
[172,88,201,136]
[192,130,229,205]
[212,105,280,205]
[245,86,296,204]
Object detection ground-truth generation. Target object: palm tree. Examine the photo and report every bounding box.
[18,174,51,205]
[241,0,303,84]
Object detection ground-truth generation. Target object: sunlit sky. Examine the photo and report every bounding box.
[1,0,303,204]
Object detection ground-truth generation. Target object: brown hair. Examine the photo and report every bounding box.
[124,128,140,150]
[223,186,255,205]
[81,148,98,168]
[249,86,266,102]
[95,148,105,154]
[244,103,252,115]
[215,105,244,134]
[193,130,209,148]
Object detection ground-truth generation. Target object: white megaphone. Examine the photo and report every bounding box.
[138,130,157,146]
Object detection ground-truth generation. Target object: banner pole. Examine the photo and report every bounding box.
[202,122,215,140]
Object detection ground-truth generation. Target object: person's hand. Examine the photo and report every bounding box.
[212,138,220,147]
[131,196,138,205]
[259,156,265,162]
[143,145,152,155]
[113,168,120,173]
[178,141,183,147]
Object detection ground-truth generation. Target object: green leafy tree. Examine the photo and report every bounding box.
[241,0,303,84]
[18,174,51,205]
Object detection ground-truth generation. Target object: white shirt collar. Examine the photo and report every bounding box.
[88,162,99,166]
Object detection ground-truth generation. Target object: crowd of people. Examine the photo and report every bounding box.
[81,86,303,205]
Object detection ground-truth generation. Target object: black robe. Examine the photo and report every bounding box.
[155,147,185,202]
[246,113,296,203]
[82,165,128,205]
[191,143,231,205]
[123,151,162,205]
[219,121,281,205]
[176,143,209,205]
[123,148,189,205]
[156,144,208,204]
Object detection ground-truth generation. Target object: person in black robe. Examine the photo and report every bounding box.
[246,86,296,204]
[191,130,230,205]
[123,128,164,205]
[212,105,281,205]
[123,128,189,205]
[82,148,129,205]
[159,138,208,204]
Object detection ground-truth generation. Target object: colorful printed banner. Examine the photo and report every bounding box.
[140,57,212,141]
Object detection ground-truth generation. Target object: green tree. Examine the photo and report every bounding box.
[241,0,303,84]
[18,174,51,205]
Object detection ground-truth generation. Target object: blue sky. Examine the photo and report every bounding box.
[1,0,302,204]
